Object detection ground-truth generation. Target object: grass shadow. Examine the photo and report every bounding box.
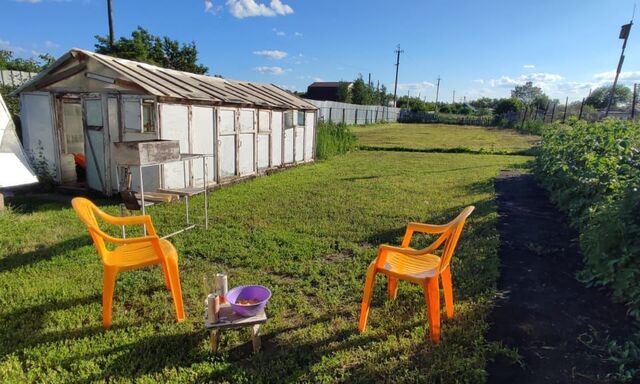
[0,236,91,273]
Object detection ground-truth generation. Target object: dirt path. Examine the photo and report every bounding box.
[487,171,638,383]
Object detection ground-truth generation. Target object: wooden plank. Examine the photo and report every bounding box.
[157,187,202,197]
[204,304,267,330]
[133,191,178,202]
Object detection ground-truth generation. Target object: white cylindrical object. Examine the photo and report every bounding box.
[215,273,228,296]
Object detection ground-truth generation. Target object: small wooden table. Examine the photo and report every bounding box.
[204,304,267,353]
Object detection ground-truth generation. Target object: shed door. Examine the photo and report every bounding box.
[160,104,189,189]
[191,106,215,186]
[218,108,236,179]
[257,110,270,169]
[238,109,255,176]
[304,112,315,161]
[271,111,282,167]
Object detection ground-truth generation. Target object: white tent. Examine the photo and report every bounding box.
[0,94,37,188]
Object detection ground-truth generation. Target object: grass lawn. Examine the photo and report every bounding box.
[0,126,532,383]
[353,123,539,155]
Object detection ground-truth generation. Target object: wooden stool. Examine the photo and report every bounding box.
[205,304,267,353]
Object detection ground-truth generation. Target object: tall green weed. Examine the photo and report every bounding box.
[315,121,357,160]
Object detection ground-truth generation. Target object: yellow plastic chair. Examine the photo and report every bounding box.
[358,206,474,343]
[71,197,185,328]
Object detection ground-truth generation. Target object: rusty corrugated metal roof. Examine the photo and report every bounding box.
[15,48,316,110]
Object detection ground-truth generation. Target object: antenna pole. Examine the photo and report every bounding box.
[606,13,634,117]
[392,44,404,108]
[434,76,441,112]
[107,0,115,47]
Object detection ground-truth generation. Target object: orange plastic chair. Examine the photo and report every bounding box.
[358,206,474,343]
[71,197,185,328]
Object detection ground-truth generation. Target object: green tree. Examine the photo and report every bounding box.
[350,76,370,105]
[585,85,632,109]
[511,81,549,109]
[494,98,523,115]
[0,49,54,72]
[336,81,352,103]
[95,27,208,74]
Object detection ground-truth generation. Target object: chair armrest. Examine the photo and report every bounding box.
[401,222,449,247]
[94,209,157,236]
[407,222,449,234]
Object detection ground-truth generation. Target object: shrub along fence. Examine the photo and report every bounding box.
[535,119,640,320]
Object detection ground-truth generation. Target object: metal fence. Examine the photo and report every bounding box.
[304,99,402,125]
[0,70,38,87]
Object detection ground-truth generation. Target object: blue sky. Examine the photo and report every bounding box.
[2,0,640,101]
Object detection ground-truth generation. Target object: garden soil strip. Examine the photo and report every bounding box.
[487,171,638,383]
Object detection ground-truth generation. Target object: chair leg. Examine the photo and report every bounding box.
[387,277,398,300]
[441,268,454,319]
[424,276,441,343]
[165,256,185,322]
[161,261,171,290]
[102,266,118,329]
[358,263,377,333]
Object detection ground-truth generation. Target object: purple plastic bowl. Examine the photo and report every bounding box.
[226,285,271,317]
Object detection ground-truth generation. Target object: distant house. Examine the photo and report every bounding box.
[306,82,352,102]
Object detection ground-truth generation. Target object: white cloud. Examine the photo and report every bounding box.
[226,0,293,18]
[473,79,484,84]
[0,38,25,53]
[523,64,535,69]
[272,28,286,36]
[254,66,285,75]
[204,0,213,12]
[253,49,287,59]
[43,40,59,49]
[14,0,43,3]
[397,81,435,96]
[313,77,324,82]
[489,72,563,88]
[294,32,303,37]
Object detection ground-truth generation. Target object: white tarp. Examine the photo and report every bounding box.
[0,94,37,187]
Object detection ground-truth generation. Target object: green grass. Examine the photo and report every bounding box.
[0,125,532,383]
[353,123,539,155]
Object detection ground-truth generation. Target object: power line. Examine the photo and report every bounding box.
[392,44,404,108]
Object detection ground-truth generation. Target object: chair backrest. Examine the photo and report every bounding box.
[438,206,474,272]
[71,197,109,260]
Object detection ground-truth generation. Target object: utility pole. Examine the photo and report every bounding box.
[452,89,455,103]
[606,13,634,117]
[434,76,441,112]
[107,0,115,47]
[368,73,371,88]
[463,96,466,104]
[392,44,404,108]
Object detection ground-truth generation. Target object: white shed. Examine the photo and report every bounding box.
[13,48,317,195]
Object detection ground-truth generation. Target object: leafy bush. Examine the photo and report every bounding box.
[535,119,640,319]
[315,121,357,160]
[494,98,523,115]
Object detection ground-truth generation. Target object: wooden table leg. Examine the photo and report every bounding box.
[210,330,219,353]
[251,324,261,353]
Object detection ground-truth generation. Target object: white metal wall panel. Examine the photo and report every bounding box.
[191,106,215,186]
[304,112,315,161]
[238,109,255,176]
[160,104,189,189]
[258,110,270,132]
[257,134,269,169]
[239,109,255,132]
[218,108,236,178]
[20,93,57,180]
[294,127,304,162]
[283,127,294,164]
[271,111,282,166]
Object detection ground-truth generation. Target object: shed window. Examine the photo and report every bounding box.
[284,111,294,129]
[85,99,103,129]
[142,102,155,132]
[297,111,306,126]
